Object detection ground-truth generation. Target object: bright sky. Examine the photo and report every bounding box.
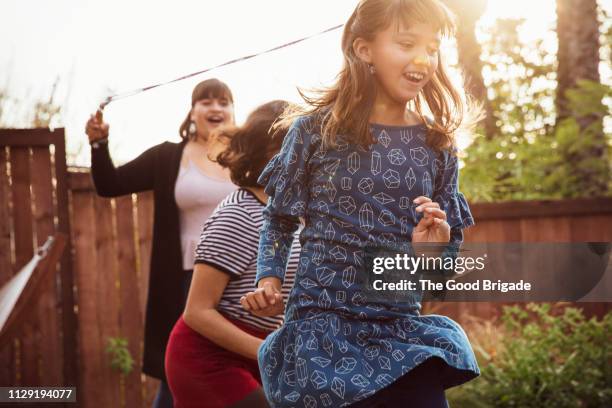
[0,0,609,165]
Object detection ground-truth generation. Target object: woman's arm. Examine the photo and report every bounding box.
[86,114,158,197]
[182,263,263,360]
[91,143,158,197]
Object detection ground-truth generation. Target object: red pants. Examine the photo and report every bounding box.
[165,315,270,408]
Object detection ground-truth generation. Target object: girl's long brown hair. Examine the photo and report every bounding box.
[281,0,483,152]
[215,100,290,187]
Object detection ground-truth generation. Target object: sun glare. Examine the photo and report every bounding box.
[482,0,557,41]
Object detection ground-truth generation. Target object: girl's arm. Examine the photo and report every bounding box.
[255,214,301,285]
[254,116,314,286]
[432,147,475,246]
[183,263,262,360]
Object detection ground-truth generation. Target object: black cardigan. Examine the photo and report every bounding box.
[91,139,187,381]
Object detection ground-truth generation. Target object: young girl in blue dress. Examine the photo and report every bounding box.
[242,0,482,406]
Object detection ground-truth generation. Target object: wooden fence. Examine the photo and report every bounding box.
[69,172,158,407]
[0,129,78,397]
[1,128,611,407]
[432,197,612,321]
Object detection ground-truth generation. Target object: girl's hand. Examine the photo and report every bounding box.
[85,111,109,143]
[240,281,284,318]
[411,196,451,244]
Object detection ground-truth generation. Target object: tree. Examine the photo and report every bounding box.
[556,0,602,123]
[555,0,608,195]
[444,0,497,138]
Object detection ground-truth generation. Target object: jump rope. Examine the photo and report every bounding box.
[94,24,343,122]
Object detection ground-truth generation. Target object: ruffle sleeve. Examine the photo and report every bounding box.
[255,116,316,285]
[433,147,475,243]
[257,116,314,218]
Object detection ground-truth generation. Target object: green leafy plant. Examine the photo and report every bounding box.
[447,304,612,407]
[105,337,134,375]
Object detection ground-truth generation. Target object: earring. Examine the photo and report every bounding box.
[368,64,376,75]
[188,121,197,135]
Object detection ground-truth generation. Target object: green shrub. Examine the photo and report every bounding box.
[447,304,612,407]
[105,336,134,375]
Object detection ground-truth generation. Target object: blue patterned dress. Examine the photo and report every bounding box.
[255,115,479,407]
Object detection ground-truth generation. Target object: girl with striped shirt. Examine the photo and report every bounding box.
[165,100,299,408]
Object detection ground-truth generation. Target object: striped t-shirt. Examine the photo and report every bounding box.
[194,188,300,332]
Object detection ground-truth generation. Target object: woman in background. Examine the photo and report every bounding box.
[85,78,238,408]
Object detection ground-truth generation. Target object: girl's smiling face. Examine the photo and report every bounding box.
[356,22,441,106]
[191,96,234,139]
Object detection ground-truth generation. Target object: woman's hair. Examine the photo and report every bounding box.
[279,0,483,152]
[215,100,290,187]
[179,78,234,140]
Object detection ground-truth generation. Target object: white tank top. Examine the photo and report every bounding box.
[174,159,237,270]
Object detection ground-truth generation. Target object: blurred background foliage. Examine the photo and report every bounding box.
[458,2,611,201]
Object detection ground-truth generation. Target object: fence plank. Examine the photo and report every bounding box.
[71,191,103,408]
[31,146,63,386]
[0,147,15,385]
[471,197,612,219]
[521,216,571,242]
[93,197,121,407]
[0,129,63,147]
[53,130,79,390]
[569,214,612,242]
[9,146,39,385]
[9,147,34,281]
[115,195,144,408]
[136,192,156,405]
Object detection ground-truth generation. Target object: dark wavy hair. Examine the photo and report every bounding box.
[179,78,234,140]
[215,100,290,187]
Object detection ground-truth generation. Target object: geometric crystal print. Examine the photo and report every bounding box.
[310,370,327,390]
[371,152,381,175]
[342,266,356,288]
[358,178,374,195]
[335,357,357,374]
[377,130,391,148]
[341,177,352,190]
[387,149,406,165]
[373,192,394,205]
[378,210,396,227]
[347,152,360,175]
[410,147,428,166]
[316,267,336,286]
[339,196,357,216]
[400,128,413,144]
[358,203,374,232]
[404,167,416,190]
[382,169,400,189]
[422,171,432,197]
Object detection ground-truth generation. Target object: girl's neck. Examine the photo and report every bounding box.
[194,133,209,147]
[245,187,268,205]
[370,93,421,127]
